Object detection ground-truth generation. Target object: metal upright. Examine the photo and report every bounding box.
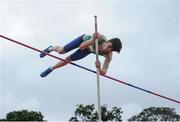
[94,15,102,122]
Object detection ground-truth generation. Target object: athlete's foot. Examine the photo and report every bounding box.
[40,67,53,77]
[40,46,53,58]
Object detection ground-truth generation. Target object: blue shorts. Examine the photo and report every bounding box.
[63,35,91,61]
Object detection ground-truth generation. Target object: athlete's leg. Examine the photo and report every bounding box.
[40,49,91,77]
[40,34,84,58]
[52,48,91,70]
[70,49,91,61]
[49,34,85,54]
[63,34,85,53]
[40,56,71,77]
[52,56,71,70]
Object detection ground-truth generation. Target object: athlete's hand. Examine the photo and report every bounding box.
[99,69,106,75]
[95,61,106,75]
[93,33,100,40]
[95,60,101,69]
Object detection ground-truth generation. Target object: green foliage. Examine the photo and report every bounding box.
[128,107,180,121]
[0,119,6,121]
[6,109,44,121]
[69,104,123,121]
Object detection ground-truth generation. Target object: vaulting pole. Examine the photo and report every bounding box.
[94,15,102,121]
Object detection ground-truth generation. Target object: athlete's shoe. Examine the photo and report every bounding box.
[40,67,53,77]
[40,46,53,58]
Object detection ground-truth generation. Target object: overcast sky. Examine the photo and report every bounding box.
[0,0,180,121]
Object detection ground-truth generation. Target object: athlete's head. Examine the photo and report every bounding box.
[108,38,122,53]
[100,38,122,54]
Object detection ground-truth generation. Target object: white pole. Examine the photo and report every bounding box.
[94,15,102,122]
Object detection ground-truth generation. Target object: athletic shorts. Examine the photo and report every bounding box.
[63,34,91,61]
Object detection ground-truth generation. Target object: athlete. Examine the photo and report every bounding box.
[40,33,122,77]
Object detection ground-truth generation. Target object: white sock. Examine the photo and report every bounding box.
[49,46,53,51]
[49,66,53,70]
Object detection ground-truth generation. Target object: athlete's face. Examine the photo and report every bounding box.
[99,42,113,54]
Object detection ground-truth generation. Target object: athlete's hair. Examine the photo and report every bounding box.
[108,38,122,53]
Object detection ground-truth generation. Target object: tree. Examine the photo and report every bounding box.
[128,107,180,121]
[6,109,44,121]
[69,104,123,121]
[0,119,6,121]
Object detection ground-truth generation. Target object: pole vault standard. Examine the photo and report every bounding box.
[94,15,102,122]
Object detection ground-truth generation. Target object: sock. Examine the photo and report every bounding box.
[49,46,53,51]
[49,66,53,70]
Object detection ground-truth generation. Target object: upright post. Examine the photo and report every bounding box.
[94,15,102,122]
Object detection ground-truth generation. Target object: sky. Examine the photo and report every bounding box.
[0,0,180,121]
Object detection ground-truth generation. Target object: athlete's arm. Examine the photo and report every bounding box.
[79,37,94,50]
[95,52,112,75]
[79,33,99,50]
